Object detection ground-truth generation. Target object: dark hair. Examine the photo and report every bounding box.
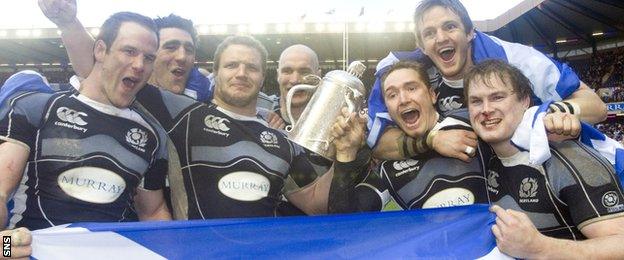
[213,35,268,73]
[413,0,474,48]
[463,59,534,103]
[154,14,198,45]
[380,61,432,97]
[96,12,158,52]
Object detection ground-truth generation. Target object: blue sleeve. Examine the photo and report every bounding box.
[185,67,212,103]
[0,70,53,107]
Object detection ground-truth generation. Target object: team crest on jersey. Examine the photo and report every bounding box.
[519,177,539,203]
[392,159,419,177]
[54,107,88,133]
[487,170,499,195]
[203,115,230,137]
[602,191,624,213]
[260,131,280,148]
[438,95,462,112]
[126,128,148,152]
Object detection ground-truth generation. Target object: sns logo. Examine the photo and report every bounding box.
[2,235,9,257]
[57,107,88,125]
[126,128,148,148]
[204,115,230,132]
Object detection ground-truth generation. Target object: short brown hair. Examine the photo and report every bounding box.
[380,61,432,99]
[97,12,158,52]
[413,0,474,49]
[213,35,268,74]
[463,59,534,104]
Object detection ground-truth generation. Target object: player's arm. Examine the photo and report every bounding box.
[38,0,95,78]
[491,205,624,259]
[371,127,405,160]
[328,165,386,214]
[560,81,607,124]
[0,141,29,229]
[372,126,477,162]
[287,109,370,215]
[135,188,172,221]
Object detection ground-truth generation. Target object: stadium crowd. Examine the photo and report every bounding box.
[0,0,623,259]
[570,48,624,103]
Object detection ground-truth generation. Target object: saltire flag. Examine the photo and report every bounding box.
[366,31,580,147]
[511,102,624,188]
[184,67,212,102]
[32,205,511,259]
[0,70,54,107]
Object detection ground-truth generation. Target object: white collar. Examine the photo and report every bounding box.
[442,77,464,89]
[215,105,268,126]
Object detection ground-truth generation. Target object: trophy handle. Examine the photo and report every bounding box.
[343,86,364,122]
[285,83,318,132]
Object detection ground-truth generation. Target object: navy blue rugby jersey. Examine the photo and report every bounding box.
[137,86,316,219]
[0,88,168,230]
[329,115,490,213]
[487,141,624,240]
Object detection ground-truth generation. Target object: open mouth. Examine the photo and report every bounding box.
[481,118,502,128]
[400,108,420,125]
[122,77,139,88]
[438,47,456,62]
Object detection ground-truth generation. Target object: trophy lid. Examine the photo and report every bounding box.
[324,61,367,94]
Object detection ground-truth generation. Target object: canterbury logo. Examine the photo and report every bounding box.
[204,115,230,132]
[438,95,463,112]
[392,159,418,171]
[56,107,88,126]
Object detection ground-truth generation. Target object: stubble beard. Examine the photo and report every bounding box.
[217,86,258,108]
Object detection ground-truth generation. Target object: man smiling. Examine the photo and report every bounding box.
[330,61,488,213]
[136,35,369,219]
[38,0,210,102]
[0,12,172,258]
[465,60,624,259]
[368,0,606,162]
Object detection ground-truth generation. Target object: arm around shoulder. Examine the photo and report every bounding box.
[565,82,607,124]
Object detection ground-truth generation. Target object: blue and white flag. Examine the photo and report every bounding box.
[31,205,511,259]
[511,102,624,187]
[366,31,581,147]
[0,70,53,107]
[185,67,212,102]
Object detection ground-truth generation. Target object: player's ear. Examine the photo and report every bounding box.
[94,40,108,62]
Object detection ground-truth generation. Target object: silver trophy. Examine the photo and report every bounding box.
[286,61,367,159]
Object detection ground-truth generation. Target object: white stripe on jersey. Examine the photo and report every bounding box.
[8,168,29,229]
[550,148,601,217]
[541,167,577,240]
[73,94,152,133]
